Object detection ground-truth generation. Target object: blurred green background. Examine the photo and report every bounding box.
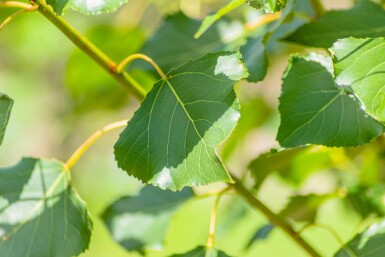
[2,0,382,256]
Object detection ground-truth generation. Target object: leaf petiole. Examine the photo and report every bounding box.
[117,53,167,80]
[0,2,38,31]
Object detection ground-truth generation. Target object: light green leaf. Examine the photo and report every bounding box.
[246,0,287,13]
[332,38,385,123]
[46,0,69,15]
[195,0,246,39]
[169,246,232,257]
[102,186,193,253]
[114,52,248,190]
[0,94,13,146]
[277,56,385,147]
[67,0,129,15]
[134,12,223,74]
[0,158,92,257]
[334,220,385,257]
[286,1,385,48]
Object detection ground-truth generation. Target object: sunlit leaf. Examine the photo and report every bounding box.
[102,186,193,253]
[67,0,129,15]
[0,94,13,146]
[286,1,385,48]
[246,0,287,13]
[169,246,232,257]
[0,158,92,257]
[277,55,385,147]
[332,38,385,123]
[115,52,248,190]
[334,220,385,257]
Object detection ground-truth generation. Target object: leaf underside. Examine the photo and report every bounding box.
[277,56,385,148]
[114,52,248,190]
[0,94,13,146]
[0,158,92,257]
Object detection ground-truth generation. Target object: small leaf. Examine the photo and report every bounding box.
[334,220,385,257]
[67,0,129,15]
[332,38,385,123]
[102,186,193,253]
[240,36,268,82]
[0,158,92,257]
[134,12,223,74]
[169,246,232,257]
[0,93,13,146]
[277,56,385,148]
[195,0,245,39]
[114,52,248,190]
[286,1,385,48]
[46,0,69,15]
[246,224,275,248]
[246,0,287,13]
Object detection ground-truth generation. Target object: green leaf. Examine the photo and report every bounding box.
[0,158,92,257]
[277,55,385,148]
[286,1,385,48]
[246,224,274,248]
[332,38,385,123]
[334,220,385,257]
[102,186,193,253]
[246,0,287,13]
[169,246,232,257]
[114,52,248,190]
[67,0,129,15]
[0,94,13,146]
[134,12,223,74]
[240,36,268,82]
[46,0,69,15]
[195,0,245,39]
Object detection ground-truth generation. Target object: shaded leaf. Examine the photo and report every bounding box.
[277,55,385,148]
[240,36,268,82]
[169,246,232,257]
[246,224,274,248]
[67,0,129,15]
[286,1,385,48]
[332,38,385,123]
[134,12,223,74]
[246,0,287,13]
[102,186,193,253]
[46,0,69,15]
[114,52,248,190]
[0,158,92,257]
[334,220,385,257]
[0,94,13,146]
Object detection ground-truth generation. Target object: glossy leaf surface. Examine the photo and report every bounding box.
[0,158,92,257]
[115,52,248,190]
[277,56,385,147]
[0,94,13,146]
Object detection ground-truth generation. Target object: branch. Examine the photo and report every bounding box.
[231,177,322,257]
[35,0,146,100]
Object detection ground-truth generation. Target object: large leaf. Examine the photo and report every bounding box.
[115,52,248,190]
[332,38,385,123]
[102,186,193,253]
[0,94,13,146]
[334,220,385,257]
[67,0,129,15]
[169,246,232,257]
[286,1,385,48]
[277,55,385,147]
[246,0,287,13]
[0,158,92,257]
[134,12,223,74]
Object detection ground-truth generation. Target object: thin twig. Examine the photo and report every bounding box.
[0,4,38,31]
[117,53,167,80]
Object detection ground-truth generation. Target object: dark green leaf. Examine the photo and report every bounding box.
[134,12,223,74]
[240,36,268,82]
[277,55,385,148]
[246,224,274,248]
[0,94,13,146]
[334,220,385,257]
[246,0,287,13]
[115,52,248,190]
[102,186,193,253]
[67,0,129,15]
[169,246,232,257]
[332,38,385,123]
[286,1,385,48]
[0,158,92,257]
[46,0,69,15]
